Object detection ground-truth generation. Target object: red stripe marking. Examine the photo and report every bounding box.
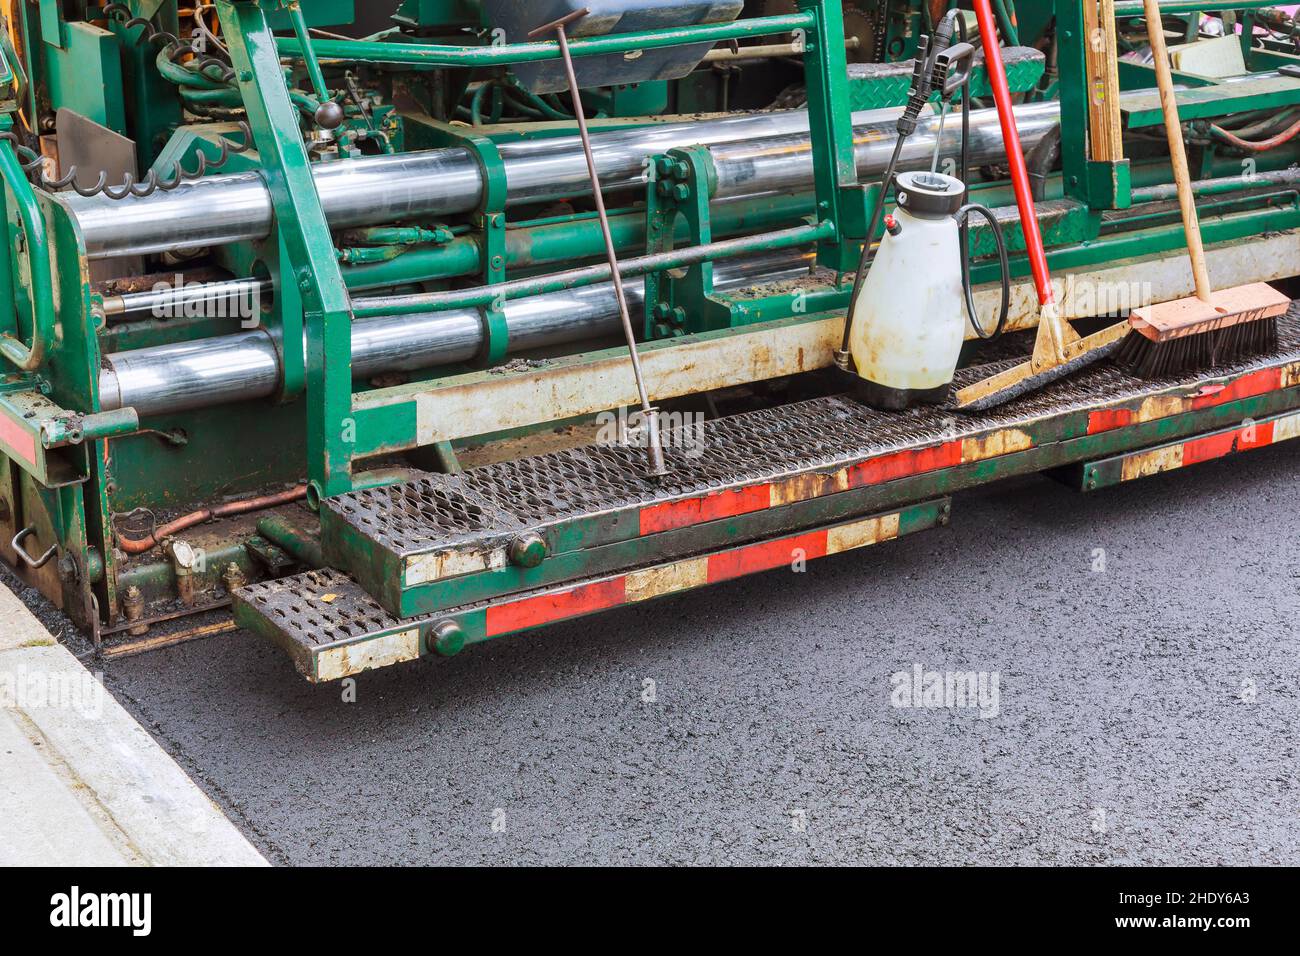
[1182,421,1275,466]
[638,483,772,535]
[1191,368,1282,410]
[0,415,36,467]
[849,440,962,487]
[707,530,829,584]
[1088,408,1134,434]
[485,577,626,637]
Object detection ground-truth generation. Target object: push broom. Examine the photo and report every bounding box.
[954,0,1131,412]
[1112,0,1290,377]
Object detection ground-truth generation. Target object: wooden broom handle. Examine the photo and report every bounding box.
[1142,0,1213,302]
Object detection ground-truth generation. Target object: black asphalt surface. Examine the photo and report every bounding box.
[92,442,1300,865]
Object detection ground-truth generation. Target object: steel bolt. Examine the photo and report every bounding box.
[222,562,247,593]
[123,586,147,637]
[429,620,466,657]
[508,532,548,568]
[57,554,78,584]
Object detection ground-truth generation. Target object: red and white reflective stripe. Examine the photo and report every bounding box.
[636,427,1039,540]
[485,510,905,638]
[1118,410,1300,482]
[1088,366,1291,435]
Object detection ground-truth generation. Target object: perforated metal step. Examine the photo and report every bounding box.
[237,498,951,682]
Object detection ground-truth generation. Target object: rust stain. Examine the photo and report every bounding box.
[769,468,851,506]
[961,428,1033,463]
[1280,361,1300,389]
[1121,445,1184,482]
[826,513,900,554]
[625,558,709,602]
[1134,393,1189,424]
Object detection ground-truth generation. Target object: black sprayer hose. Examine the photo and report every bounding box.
[953,14,1008,340]
[957,203,1011,339]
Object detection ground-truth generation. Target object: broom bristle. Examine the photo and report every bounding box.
[1114,314,1279,379]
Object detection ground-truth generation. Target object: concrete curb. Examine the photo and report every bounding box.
[0,584,267,867]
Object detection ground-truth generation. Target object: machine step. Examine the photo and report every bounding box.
[320,310,1300,619]
[236,498,950,682]
[1073,406,1300,490]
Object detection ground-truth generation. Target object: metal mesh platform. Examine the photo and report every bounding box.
[326,308,1300,556]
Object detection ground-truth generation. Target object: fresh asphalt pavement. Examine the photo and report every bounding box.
[86,442,1300,865]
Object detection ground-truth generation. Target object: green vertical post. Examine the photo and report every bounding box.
[1055,0,1090,203]
[1056,0,1128,212]
[217,0,354,499]
[798,0,868,273]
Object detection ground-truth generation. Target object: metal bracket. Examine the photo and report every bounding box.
[12,525,56,568]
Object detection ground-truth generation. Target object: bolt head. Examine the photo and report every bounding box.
[508,532,547,568]
[429,620,466,657]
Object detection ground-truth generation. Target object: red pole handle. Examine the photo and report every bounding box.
[971,0,1054,307]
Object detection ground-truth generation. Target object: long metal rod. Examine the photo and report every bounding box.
[703,37,861,62]
[103,278,271,319]
[538,10,662,475]
[65,101,1060,259]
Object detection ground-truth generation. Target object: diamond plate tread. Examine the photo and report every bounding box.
[327,307,1300,562]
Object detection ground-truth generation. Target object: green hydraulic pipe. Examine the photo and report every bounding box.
[0,127,54,372]
[285,1,331,105]
[40,408,141,448]
[342,192,817,290]
[277,13,816,68]
[352,221,832,318]
[255,516,324,568]
[1130,167,1300,203]
[992,0,1021,45]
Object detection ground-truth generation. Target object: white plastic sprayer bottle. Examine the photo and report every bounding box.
[848,171,968,410]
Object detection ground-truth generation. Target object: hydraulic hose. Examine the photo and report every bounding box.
[1209,113,1300,152]
[114,485,308,554]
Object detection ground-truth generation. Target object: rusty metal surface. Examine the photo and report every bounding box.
[325,307,1300,563]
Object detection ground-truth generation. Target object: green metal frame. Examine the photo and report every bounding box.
[218,0,355,500]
